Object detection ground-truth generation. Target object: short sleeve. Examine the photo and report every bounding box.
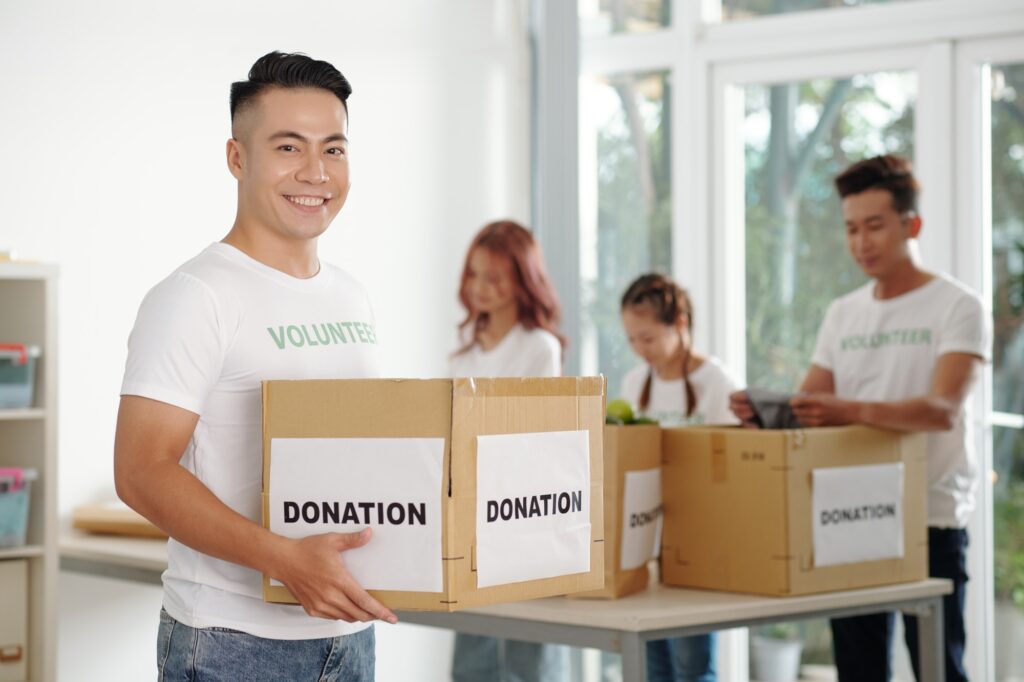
[810,300,841,371]
[120,272,228,415]
[698,362,741,425]
[938,291,991,362]
[521,331,562,378]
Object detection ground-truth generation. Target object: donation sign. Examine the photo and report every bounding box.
[475,430,591,588]
[620,467,662,571]
[269,437,445,592]
[812,462,904,567]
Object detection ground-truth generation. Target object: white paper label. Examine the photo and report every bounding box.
[475,430,591,588]
[268,437,444,592]
[812,462,904,568]
[620,468,662,571]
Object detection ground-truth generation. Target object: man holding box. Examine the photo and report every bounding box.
[732,155,988,682]
[114,52,395,681]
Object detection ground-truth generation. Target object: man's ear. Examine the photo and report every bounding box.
[906,213,923,239]
[226,137,244,180]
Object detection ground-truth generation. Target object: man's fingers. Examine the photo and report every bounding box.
[347,583,398,624]
[331,528,372,551]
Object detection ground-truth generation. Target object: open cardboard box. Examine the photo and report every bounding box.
[660,425,928,596]
[261,377,606,611]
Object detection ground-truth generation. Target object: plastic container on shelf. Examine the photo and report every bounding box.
[0,468,38,548]
[0,344,41,409]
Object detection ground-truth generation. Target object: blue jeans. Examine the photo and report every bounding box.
[646,633,716,682]
[831,527,969,682]
[157,608,375,681]
[451,634,569,682]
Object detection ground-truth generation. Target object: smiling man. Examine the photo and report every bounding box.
[732,155,988,682]
[114,52,393,681]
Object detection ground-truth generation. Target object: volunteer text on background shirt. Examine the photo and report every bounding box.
[121,242,382,640]
[620,357,739,427]
[449,323,561,378]
[811,273,990,529]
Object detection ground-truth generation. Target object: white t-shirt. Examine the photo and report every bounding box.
[811,273,990,529]
[449,323,561,378]
[620,356,740,427]
[121,243,382,640]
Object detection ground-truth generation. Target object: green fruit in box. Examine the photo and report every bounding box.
[606,399,634,424]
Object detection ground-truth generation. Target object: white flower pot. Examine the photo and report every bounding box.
[750,635,803,682]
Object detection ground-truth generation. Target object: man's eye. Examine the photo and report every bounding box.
[327,147,346,156]
[278,145,297,152]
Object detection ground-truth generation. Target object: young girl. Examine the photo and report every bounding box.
[619,273,740,682]
[450,219,568,682]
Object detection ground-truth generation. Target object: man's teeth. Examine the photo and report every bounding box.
[287,196,326,207]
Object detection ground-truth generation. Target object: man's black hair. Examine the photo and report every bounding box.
[230,51,352,122]
[834,154,919,214]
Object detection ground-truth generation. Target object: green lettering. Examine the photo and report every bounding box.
[301,325,319,347]
[327,323,347,344]
[341,322,357,343]
[286,325,305,347]
[354,322,369,343]
[313,323,331,345]
[267,326,287,350]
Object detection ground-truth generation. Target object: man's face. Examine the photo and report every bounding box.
[841,188,919,279]
[228,87,350,243]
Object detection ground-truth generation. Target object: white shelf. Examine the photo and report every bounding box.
[0,408,45,421]
[0,544,45,560]
[0,264,57,682]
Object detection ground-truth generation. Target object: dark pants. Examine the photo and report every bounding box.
[831,527,969,682]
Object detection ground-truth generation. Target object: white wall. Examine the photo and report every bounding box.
[0,1,531,680]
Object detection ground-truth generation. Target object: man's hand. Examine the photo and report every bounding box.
[790,393,857,427]
[729,390,759,428]
[271,528,398,625]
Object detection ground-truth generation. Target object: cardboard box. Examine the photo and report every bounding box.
[660,425,927,596]
[0,559,27,682]
[573,424,661,599]
[72,501,167,538]
[261,377,605,611]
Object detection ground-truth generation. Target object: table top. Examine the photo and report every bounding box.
[434,578,952,632]
[60,529,169,573]
[59,530,951,633]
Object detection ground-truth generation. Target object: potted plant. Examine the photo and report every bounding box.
[750,622,803,682]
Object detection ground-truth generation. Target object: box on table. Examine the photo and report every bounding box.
[0,559,27,682]
[660,425,927,596]
[72,501,167,538]
[0,344,40,409]
[573,423,661,599]
[0,468,37,548]
[262,377,605,611]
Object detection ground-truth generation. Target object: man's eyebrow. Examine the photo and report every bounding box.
[268,131,348,144]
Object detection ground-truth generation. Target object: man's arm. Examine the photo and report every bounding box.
[113,395,397,624]
[790,352,982,431]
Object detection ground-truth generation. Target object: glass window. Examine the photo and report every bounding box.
[990,60,1024,682]
[743,72,916,392]
[579,0,670,37]
[722,0,908,21]
[579,70,672,399]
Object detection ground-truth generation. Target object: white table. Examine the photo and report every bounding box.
[59,532,951,682]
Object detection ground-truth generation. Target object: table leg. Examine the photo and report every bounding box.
[917,596,945,682]
[621,633,647,682]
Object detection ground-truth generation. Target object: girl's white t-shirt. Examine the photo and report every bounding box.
[449,323,561,378]
[120,243,382,640]
[811,273,990,529]
[620,356,740,427]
